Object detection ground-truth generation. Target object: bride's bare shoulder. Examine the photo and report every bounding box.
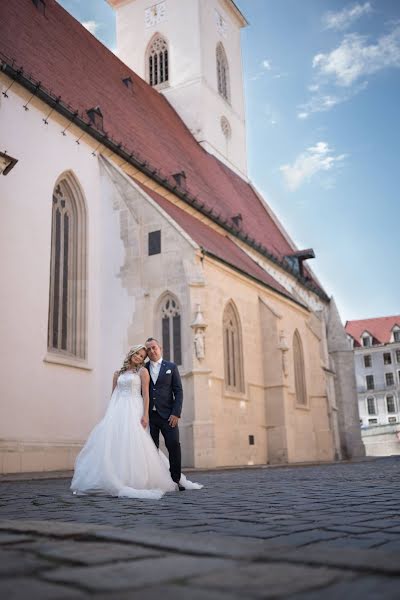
[139,366,149,379]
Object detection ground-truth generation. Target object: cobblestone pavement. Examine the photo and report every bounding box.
[1,456,400,598]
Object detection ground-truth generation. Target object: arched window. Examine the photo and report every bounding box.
[161,294,181,364]
[223,302,244,392]
[147,34,169,87]
[216,43,230,102]
[293,330,307,405]
[48,174,87,359]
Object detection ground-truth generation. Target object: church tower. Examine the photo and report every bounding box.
[107,0,248,178]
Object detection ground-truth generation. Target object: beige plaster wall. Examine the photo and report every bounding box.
[192,258,335,468]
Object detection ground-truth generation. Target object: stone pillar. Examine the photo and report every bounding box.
[326,298,365,459]
[259,298,288,464]
[188,303,216,468]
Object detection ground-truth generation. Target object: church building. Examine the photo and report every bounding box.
[0,0,364,473]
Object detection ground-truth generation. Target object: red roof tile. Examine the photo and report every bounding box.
[345,316,400,345]
[0,0,325,297]
[139,182,301,305]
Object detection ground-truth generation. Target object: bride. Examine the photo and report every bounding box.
[71,344,202,499]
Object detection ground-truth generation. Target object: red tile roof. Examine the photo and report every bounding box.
[138,182,302,305]
[0,0,326,298]
[345,316,400,346]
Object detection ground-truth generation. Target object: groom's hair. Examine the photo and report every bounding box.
[146,337,160,346]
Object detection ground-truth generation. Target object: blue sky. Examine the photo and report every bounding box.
[57,0,399,322]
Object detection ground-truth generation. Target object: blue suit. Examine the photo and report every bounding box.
[146,360,183,419]
[146,360,183,483]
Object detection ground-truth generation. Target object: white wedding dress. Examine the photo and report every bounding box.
[71,371,202,500]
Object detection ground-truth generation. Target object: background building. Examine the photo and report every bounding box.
[0,0,364,473]
[346,316,400,456]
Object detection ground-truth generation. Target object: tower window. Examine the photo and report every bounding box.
[147,35,169,87]
[216,43,230,102]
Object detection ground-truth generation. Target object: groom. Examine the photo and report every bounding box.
[145,337,184,491]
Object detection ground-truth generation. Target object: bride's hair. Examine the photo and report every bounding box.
[119,344,146,375]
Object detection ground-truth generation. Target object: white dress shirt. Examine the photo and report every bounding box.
[150,357,163,385]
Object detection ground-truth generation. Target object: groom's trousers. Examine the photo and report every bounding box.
[150,411,181,483]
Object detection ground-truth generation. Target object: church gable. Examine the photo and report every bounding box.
[100,157,202,294]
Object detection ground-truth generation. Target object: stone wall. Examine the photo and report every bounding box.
[362,423,400,456]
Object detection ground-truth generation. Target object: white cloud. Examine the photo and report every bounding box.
[280,142,347,191]
[249,58,274,80]
[322,2,373,31]
[82,20,100,35]
[298,81,368,118]
[313,26,400,86]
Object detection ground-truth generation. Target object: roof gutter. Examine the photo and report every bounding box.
[0,55,329,303]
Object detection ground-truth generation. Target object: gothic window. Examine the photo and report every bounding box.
[223,302,244,392]
[216,43,230,102]
[147,34,169,87]
[293,330,307,405]
[161,295,181,365]
[48,174,87,359]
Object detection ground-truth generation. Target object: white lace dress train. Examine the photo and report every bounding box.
[71,371,202,500]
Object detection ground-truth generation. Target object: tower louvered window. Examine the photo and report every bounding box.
[148,35,169,87]
[216,43,230,102]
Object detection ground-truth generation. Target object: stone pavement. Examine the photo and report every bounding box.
[0,456,400,598]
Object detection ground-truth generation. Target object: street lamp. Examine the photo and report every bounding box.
[0,151,18,175]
